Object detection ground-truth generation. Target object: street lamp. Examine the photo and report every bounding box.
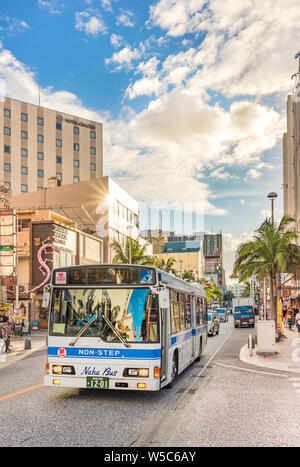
[267,192,278,224]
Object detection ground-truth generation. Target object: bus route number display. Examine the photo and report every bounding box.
[62,266,156,286]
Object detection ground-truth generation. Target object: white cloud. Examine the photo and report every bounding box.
[116,9,136,28]
[100,0,113,12]
[245,168,262,180]
[37,0,64,15]
[110,33,123,48]
[223,231,254,283]
[105,46,142,71]
[209,167,238,180]
[148,0,207,37]
[75,10,107,36]
[148,0,300,99]
[0,15,30,35]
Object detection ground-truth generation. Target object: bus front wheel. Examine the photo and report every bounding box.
[167,352,178,388]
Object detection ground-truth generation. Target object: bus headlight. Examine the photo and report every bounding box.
[52,365,75,375]
[53,365,62,375]
[124,368,149,377]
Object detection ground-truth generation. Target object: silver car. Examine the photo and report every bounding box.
[207,312,220,336]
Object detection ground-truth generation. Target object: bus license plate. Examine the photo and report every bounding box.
[86,376,109,389]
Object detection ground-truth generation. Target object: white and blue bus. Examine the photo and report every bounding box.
[44,264,208,391]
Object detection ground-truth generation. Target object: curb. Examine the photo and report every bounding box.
[239,344,300,374]
[0,344,47,369]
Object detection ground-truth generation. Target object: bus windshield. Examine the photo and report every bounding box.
[49,288,159,344]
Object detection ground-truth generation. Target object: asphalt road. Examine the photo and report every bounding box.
[0,317,298,447]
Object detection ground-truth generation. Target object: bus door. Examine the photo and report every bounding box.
[159,288,169,383]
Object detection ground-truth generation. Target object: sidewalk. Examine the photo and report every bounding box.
[0,330,47,368]
[240,327,300,373]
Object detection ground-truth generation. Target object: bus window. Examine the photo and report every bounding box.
[185,295,192,329]
[179,293,185,330]
[49,288,160,343]
[200,298,208,324]
[170,291,180,333]
[195,297,201,326]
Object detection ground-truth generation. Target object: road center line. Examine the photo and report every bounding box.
[0,383,43,402]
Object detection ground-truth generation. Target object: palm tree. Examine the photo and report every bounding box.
[233,215,300,323]
[242,281,251,298]
[182,269,197,282]
[152,257,177,275]
[111,237,153,265]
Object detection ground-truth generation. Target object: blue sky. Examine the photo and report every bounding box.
[0,0,298,277]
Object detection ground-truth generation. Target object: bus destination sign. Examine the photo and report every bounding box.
[53,266,156,286]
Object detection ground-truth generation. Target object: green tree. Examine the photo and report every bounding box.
[152,257,177,275]
[205,283,223,304]
[233,215,300,323]
[182,269,197,282]
[111,237,153,265]
[223,290,235,304]
[242,281,250,298]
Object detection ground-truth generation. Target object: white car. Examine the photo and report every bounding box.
[207,313,220,336]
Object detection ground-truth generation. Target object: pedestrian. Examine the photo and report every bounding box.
[296,309,300,337]
[283,306,288,327]
[5,335,11,352]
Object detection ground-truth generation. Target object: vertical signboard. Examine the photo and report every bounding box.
[31,221,54,288]
[0,210,14,276]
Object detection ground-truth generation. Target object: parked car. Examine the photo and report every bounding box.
[207,312,220,336]
[215,308,228,322]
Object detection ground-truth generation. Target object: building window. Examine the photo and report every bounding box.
[21,166,28,175]
[37,152,44,160]
[56,138,62,147]
[56,122,62,130]
[90,147,96,155]
[74,176,79,183]
[37,117,44,126]
[4,145,10,153]
[4,108,11,118]
[18,219,31,232]
[21,184,28,192]
[74,143,79,151]
[37,169,44,178]
[74,159,79,167]
[4,127,11,135]
[37,134,44,143]
[21,148,28,157]
[73,126,79,135]
[21,130,28,139]
[4,181,11,189]
[37,186,44,191]
[21,113,28,121]
[4,163,11,172]
[90,130,96,139]
[56,156,62,164]
[56,173,62,181]
[90,163,96,171]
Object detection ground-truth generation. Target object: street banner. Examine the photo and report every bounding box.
[277,298,284,336]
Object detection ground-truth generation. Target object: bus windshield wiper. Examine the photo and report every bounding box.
[69,314,97,347]
[102,314,131,348]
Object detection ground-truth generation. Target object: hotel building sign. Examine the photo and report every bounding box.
[56,115,96,130]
